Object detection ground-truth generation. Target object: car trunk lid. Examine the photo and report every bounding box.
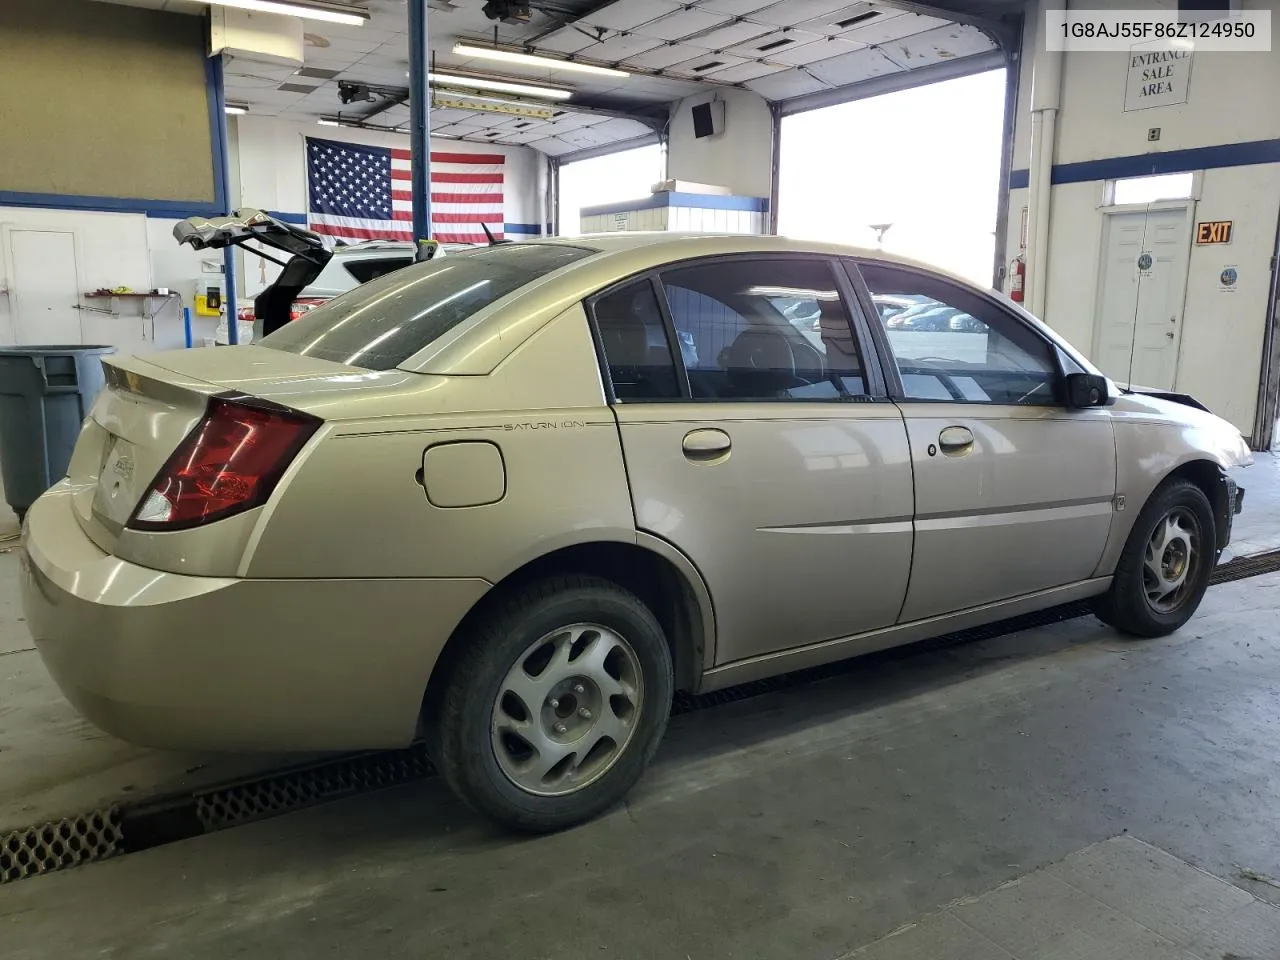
[70,347,383,558]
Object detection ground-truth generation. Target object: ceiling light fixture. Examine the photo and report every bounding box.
[201,0,368,26]
[225,102,249,115]
[432,93,556,120]
[408,70,572,100]
[317,118,342,126]
[453,42,630,78]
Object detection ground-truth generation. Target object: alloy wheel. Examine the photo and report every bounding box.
[491,623,644,797]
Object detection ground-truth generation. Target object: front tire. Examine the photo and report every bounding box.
[1095,479,1216,637]
[432,575,673,833]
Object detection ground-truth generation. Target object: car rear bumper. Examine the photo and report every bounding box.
[20,483,490,752]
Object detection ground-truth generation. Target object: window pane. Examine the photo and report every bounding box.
[1112,172,1193,205]
[660,259,867,401]
[594,280,681,401]
[859,262,1058,405]
[260,243,596,370]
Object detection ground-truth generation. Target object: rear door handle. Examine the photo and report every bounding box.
[937,425,974,455]
[682,428,731,462]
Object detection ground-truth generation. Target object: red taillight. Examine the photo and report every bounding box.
[127,396,321,531]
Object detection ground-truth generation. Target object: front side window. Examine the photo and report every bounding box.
[660,258,868,401]
[260,243,595,370]
[857,261,1059,405]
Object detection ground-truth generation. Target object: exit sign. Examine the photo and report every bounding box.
[1196,221,1233,244]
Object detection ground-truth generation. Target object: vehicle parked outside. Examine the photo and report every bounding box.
[21,233,1250,834]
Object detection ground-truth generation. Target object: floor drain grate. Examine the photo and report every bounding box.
[0,809,123,884]
[195,743,434,831]
[4,548,1279,885]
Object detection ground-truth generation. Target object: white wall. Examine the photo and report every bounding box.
[1005,0,1280,438]
[667,89,774,198]
[0,207,198,350]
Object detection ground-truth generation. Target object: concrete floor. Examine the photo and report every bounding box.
[2,454,1279,957]
[3,570,1280,958]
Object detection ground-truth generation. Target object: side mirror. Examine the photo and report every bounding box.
[1065,372,1110,408]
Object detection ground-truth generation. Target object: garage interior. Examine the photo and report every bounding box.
[3,0,1280,957]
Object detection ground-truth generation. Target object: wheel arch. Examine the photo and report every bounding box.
[1162,458,1233,552]
[421,537,715,731]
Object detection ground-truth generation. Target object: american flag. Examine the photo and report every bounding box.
[306,137,505,244]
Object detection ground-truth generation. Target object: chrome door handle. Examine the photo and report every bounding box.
[682,428,731,462]
[938,425,974,454]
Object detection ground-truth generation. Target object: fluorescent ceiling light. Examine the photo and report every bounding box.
[317,118,341,126]
[423,71,572,101]
[202,0,368,26]
[224,103,248,115]
[453,43,629,78]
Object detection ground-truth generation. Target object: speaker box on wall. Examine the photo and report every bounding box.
[691,99,725,139]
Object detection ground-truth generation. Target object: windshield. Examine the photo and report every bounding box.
[258,242,596,370]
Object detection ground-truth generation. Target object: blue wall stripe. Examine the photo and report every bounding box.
[581,192,769,217]
[1009,137,1280,190]
[266,210,308,225]
[504,222,541,235]
[0,191,220,219]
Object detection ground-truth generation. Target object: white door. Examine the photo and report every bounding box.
[7,230,82,345]
[1094,206,1192,389]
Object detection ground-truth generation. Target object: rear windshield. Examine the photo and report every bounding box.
[258,243,596,369]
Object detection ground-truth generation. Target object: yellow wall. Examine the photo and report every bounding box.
[0,0,214,202]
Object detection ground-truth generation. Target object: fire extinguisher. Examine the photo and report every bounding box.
[1008,255,1026,303]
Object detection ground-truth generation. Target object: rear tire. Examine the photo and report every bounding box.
[432,575,673,833]
[1095,479,1215,637]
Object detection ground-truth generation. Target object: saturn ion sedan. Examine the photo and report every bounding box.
[21,233,1251,832]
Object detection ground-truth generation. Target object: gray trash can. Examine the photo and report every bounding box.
[0,345,116,525]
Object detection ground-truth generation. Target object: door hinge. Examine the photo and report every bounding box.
[1113,494,1126,512]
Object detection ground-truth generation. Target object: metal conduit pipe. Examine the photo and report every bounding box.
[1025,0,1063,319]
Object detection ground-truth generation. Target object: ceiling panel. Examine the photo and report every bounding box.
[807,44,905,85]
[750,0,855,27]
[581,0,681,31]
[685,19,772,50]
[744,69,830,99]
[693,0,777,15]
[705,59,787,83]
[842,11,948,44]
[536,25,603,54]
[797,3,883,36]
[525,137,579,157]
[879,24,998,68]
[666,51,749,78]
[622,42,706,70]
[581,32,665,60]
[722,28,824,59]
[633,7,727,41]
[764,36,864,66]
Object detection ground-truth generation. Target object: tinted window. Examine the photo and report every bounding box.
[260,243,594,370]
[858,261,1059,405]
[660,258,868,401]
[342,256,414,284]
[593,280,681,401]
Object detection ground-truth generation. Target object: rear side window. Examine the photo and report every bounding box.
[259,243,595,370]
[593,280,681,401]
